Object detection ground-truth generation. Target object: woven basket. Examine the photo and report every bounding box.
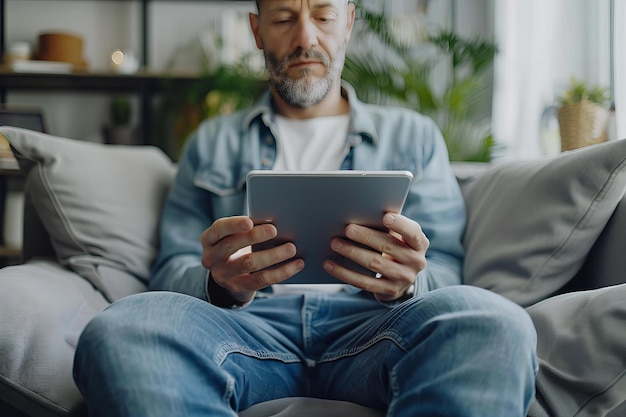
[557,100,609,151]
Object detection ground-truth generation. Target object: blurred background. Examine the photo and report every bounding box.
[1,0,622,162]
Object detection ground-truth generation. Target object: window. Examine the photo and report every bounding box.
[491,0,614,159]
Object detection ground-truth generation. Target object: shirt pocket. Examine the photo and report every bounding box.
[193,165,250,218]
[193,163,251,197]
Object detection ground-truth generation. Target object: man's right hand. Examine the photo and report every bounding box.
[201,216,304,305]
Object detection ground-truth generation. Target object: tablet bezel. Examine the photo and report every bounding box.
[246,170,413,284]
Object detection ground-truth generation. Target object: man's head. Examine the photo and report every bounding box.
[250,0,356,111]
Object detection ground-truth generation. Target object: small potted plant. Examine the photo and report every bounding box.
[557,77,610,151]
[103,96,135,145]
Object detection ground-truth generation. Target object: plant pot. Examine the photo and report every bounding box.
[557,100,608,151]
[102,125,136,145]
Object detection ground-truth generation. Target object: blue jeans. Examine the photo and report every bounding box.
[73,286,537,417]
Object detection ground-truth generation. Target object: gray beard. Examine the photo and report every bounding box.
[265,46,346,108]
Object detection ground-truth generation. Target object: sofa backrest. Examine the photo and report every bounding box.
[13,127,626,307]
[21,165,626,306]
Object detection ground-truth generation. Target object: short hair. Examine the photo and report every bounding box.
[255,0,352,12]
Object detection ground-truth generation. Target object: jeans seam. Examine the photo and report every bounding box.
[215,345,302,366]
[387,365,400,417]
[314,301,417,365]
[317,331,408,364]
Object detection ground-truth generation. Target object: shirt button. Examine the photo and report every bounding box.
[265,136,274,146]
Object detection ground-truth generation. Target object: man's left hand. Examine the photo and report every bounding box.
[323,212,429,302]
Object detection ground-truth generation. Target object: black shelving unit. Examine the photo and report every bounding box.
[0,0,252,144]
[0,0,182,145]
[0,70,198,92]
[0,69,199,145]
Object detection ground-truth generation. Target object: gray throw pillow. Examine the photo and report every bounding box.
[527,283,626,417]
[461,139,626,307]
[1,126,176,302]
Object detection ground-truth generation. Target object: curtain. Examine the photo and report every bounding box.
[491,0,612,159]
[491,0,567,159]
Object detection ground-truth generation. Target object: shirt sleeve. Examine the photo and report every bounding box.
[403,116,466,293]
[149,132,213,301]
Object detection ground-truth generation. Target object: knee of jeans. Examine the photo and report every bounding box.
[76,292,196,357]
[409,286,537,350]
[462,286,537,355]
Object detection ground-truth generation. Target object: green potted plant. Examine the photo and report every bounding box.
[156,57,266,159]
[557,77,610,151]
[342,3,500,162]
[103,96,135,145]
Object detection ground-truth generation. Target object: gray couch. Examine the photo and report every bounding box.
[1,126,626,417]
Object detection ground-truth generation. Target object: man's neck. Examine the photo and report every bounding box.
[271,83,350,119]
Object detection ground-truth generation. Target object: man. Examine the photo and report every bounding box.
[73,1,537,416]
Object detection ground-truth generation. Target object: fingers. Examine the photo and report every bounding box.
[201,217,278,267]
[325,240,415,294]
[324,213,429,301]
[227,242,298,277]
[342,215,428,269]
[323,259,412,302]
[207,242,304,297]
[201,216,304,297]
[202,216,253,246]
[382,213,429,254]
[229,256,305,294]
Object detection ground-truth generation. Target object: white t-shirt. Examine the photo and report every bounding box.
[272,114,351,294]
[273,114,350,171]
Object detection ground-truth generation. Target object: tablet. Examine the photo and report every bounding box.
[246,170,413,284]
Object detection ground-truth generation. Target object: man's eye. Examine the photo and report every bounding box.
[273,17,293,25]
[316,15,337,24]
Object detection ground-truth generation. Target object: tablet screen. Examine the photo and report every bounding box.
[246,170,413,284]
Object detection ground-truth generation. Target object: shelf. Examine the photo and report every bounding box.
[0,68,200,93]
[0,246,20,259]
[0,67,209,147]
[0,166,21,176]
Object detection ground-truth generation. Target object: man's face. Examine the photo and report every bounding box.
[250,0,355,108]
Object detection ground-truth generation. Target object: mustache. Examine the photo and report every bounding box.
[278,48,330,70]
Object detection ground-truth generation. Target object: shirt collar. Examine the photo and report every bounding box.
[241,81,378,145]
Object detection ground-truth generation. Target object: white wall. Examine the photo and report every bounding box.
[6,1,135,71]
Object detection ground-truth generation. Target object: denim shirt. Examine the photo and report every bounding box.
[150,83,466,300]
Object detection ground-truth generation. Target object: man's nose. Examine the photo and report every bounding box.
[293,18,318,50]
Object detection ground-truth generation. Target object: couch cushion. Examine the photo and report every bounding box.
[461,139,626,307]
[0,259,109,417]
[239,397,385,417]
[527,283,626,417]
[0,127,176,302]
